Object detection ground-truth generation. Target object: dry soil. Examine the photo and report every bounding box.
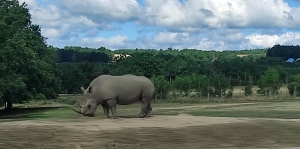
[1,112,300,149]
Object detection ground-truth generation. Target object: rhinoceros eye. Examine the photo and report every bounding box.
[87,104,91,109]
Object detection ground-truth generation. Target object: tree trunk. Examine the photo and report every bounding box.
[5,101,13,110]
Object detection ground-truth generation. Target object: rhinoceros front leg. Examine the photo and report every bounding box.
[101,103,110,118]
[106,98,118,119]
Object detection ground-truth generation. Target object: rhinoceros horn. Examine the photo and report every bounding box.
[77,101,85,108]
[72,107,82,114]
[72,101,85,114]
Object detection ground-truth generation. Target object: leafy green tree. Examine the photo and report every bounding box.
[287,82,299,96]
[190,75,208,97]
[211,73,230,97]
[273,65,289,84]
[57,63,83,94]
[151,75,171,99]
[257,67,282,96]
[287,74,300,96]
[172,76,192,97]
[163,56,190,78]
[0,0,61,105]
[111,53,163,78]
[244,75,253,96]
[71,53,76,62]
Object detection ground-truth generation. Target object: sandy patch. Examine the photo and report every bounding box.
[2,113,300,132]
[0,114,250,131]
[1,114,300,149]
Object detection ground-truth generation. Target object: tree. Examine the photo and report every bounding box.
[71,53,76,62]
[0,0,61,106]
[287,74,300,96]
[244,75,253,96]
[172,76,192,97]
[151,75,171,99]
[57,63,84,94]
[111,53,163,78]
[257,67,282,96]
[287,82,299,96]
[190,74,208,97]
[211,73,230,97]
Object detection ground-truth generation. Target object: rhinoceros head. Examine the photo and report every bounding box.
[72,86,97,117]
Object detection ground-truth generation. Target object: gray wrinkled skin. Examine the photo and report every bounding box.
[73,74,155,118]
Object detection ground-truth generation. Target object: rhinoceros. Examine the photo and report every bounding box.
[72,74,155,118]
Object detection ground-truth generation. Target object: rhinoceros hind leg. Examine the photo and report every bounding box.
[139,100,150,118]
[144,103,152,118]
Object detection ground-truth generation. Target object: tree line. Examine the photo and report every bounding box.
[266,44,300,60]
[1,0,300,107]
[55,49,300,99]
[56,48,110,63]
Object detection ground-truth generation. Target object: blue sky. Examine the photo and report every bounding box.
[20,0,300,51]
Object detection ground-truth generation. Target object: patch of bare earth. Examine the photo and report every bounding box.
[1,114,300,149]
[154,103,256,111]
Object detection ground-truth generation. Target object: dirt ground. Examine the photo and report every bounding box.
[1,111,300,149]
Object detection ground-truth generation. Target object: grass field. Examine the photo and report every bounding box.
[1,95,300,149]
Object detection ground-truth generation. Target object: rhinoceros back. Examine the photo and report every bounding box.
[87,75,155,104]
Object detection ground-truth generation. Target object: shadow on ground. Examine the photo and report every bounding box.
[115,115,155,119]
[0,106,69,121]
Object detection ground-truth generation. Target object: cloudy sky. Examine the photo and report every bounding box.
[19,0,300,51]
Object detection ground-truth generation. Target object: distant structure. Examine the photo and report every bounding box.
[286,58,294,63]
[112,54,131,62]
[236,54,249,58]
[286,57,300,63]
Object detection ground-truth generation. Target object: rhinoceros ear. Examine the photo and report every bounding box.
[81,87,85,92]
[87,86,93,93]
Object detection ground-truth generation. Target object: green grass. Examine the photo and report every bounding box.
[154,101,300,119]
[2,97,300,122]
[0,106,79,122]
[187,109,300,119]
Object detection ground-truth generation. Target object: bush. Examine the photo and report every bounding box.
[34,93,47,100]
[287,82,300,96]
[244,85,252,96]
[58,97,77,105]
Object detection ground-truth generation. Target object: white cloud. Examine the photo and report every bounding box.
[144,32,230,51]
[68,16,99,28]
[153,32,189,44]
[195,39,227,51]
[141,0,300,31]
[19,0,116,41]
[47,31,300,51]
[102,35,128,47]
[56,35,128,50]
[18,0,300,50]
[57,0,142,22]
[42,28,61,38]
[19,0,38,8]
[245,32,300,47]
[19,0,71,39]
